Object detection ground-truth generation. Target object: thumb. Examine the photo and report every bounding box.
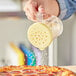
[38,5,45,14]
[38,5,51,20]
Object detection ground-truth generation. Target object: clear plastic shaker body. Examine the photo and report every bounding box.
[37,12,63,40]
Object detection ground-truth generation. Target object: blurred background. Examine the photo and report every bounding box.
[0,0,76,67]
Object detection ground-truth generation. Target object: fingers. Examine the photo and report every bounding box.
[24,0,51,21]
[24,1,38,21]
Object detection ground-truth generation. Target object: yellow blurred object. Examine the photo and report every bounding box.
[9,43,25,65]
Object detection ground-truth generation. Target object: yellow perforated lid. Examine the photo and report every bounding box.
[27,22,52,50]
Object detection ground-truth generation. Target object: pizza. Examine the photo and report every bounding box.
[0,65,76,76]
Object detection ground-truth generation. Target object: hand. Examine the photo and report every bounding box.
[24,0,59,21]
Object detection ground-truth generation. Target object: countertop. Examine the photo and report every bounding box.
[61,66,76,73]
